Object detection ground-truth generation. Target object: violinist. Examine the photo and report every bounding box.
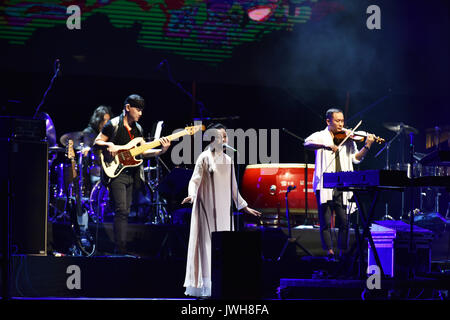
[304,108,375,261]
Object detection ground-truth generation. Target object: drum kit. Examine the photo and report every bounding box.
[49,137,172,223]
[376,121,450,219]
[379,121,449,178]
[42,113,176,256]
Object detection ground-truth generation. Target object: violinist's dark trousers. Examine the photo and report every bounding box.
[315,189,349,252]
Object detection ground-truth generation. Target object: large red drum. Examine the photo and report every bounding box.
[241,163,317,215]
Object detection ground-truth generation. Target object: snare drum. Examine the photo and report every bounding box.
[87,150,102,178]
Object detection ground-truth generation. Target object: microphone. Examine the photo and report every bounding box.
[223,143,237,152]
[287,185,296,192]
[55,59,61,76]
[269,185,277,196]
[156,59,166,71]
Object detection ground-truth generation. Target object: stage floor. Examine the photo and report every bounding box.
[3,253,449,300]
[2,222,449,300]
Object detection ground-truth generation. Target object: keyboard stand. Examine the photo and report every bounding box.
[337,187,391,279]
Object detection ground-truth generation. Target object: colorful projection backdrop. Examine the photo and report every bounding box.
[0,0,343,64]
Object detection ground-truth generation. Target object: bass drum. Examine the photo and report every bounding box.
[89,181,114,223]
[49,151,74,199]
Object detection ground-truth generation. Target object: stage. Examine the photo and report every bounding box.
[2,221,449,300]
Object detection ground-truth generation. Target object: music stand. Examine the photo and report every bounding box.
[277,186,313,261]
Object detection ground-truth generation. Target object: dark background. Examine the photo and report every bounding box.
[1,0,448,176]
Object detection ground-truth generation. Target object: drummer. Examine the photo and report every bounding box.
[82,105,113,155]
[81,105,113,186]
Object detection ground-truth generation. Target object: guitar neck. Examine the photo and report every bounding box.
[71,159,77,179]
[130,130,188,157]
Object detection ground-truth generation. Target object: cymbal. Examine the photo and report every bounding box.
[383,122,419,134]
[49,146,65,153]
[35,112,57,147]
[82,132,97,147]
[60,131,84,148]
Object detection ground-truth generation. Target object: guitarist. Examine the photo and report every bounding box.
[94,94,171,256]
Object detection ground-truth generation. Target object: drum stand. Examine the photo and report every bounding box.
[376,132,401,220]
[145,156,170,224]
[48,185,73,222]
[67,146,96,257]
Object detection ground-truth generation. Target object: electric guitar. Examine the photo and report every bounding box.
[100,124,205,179]
[67,139,78,181]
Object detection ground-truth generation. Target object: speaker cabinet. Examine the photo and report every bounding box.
[0,139,48,255]
[212,231,261,299]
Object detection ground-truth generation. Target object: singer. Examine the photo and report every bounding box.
[304,108,375,260]
[181,123,261,298]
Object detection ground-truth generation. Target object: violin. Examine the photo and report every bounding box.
[333,128,385,145]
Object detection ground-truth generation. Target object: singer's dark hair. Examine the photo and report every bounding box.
[88,105,113,132]
[207,123,227,130]
[325,108,343,120]
[124,94,145,110]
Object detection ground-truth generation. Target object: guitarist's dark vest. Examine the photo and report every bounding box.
[101,113,145,187]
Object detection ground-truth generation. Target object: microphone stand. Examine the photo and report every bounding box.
[231,150,236,232]
[223,144,239,232]
[375,126,404,220]
[375,127,404,220]
[33,59,60,119]
[408,132,417,279]
[282,128,310,225]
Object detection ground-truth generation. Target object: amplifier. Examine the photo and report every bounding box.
[0,116,46,141]
[0,139,48,255]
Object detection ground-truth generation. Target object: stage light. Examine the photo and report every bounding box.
[247,2,278,22]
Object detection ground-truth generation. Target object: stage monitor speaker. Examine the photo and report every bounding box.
[212,231,261,299]
[369,220,433,279]
[0,139,48,255]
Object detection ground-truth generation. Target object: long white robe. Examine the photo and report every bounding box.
[183,147,248,297]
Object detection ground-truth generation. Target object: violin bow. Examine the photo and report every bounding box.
[335,120,362,151]
[319,120,363,184]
